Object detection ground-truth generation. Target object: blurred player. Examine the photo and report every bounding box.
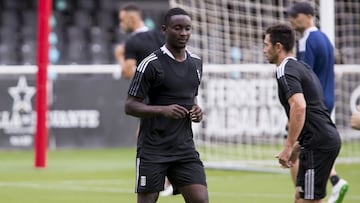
[264,24,341,203]
[287,2,348,202]
[114,3,164,79]
[125,7,208,203]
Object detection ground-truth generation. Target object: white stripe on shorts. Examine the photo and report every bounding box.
[135,158,140,192]
[305,168,315,199]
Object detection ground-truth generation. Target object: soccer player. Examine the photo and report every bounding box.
[114,3,164,79]
[264,24,342,203]
[287,2,348,202]
[124,7,209,203]
[115,3,173,196]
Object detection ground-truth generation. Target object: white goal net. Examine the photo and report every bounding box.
[193,65,360,172]
[169,0,360,171]
[170,0,360,64]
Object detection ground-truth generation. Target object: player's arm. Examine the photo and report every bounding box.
[114,44,135,79]
[121,59,137,79]
[122,38,143,79]
[287,93,306,149]
[277,93,306,168]
[114,44,125,66]
[124,61,189,119]
[190,97,202,123]
[351,106,360,130]
[125,95,189,119]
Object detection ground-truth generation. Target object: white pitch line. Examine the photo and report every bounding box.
[0,181,359,201]
[0,181,133,194]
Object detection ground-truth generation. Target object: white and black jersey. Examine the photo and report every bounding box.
[128,45,202,162]
[276,57,341,151]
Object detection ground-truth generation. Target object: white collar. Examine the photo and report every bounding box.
[160,45,187,60]
[277,56,297,69]
[302,26,318,38]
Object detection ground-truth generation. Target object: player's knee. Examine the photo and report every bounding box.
[179,184,208,203]
[137,192,159,203]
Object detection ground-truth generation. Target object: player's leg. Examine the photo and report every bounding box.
[327,167,349,203]
[296,148,339,203]
[168,158,208,203]
[135,158,167,203]
[138,193,159,203]
[179,184,208,203]
[290,157,299,185]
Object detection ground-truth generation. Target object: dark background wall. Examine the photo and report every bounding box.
[0,73,139,149]
[0,0,169,65]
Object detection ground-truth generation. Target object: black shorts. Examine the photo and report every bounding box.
[135,156,207,193]
[296,147,340,200]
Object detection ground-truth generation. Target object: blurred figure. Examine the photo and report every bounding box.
[114,3,164,79]
[287,2,348,203]
[351,106,360,130]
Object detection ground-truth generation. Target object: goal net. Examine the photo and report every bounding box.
[169,0,360,171]
[193,64,360,172]
[170,0,360,64]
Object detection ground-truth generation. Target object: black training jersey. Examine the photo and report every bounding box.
[276,57,340,151]
[125,30,165,66]
[128,45,202,162]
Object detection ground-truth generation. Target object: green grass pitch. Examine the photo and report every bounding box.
[0,148,359,203]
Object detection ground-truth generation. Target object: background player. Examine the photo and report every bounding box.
[264,24,341,203]
[287,2,348,202]
[114,3,164,79]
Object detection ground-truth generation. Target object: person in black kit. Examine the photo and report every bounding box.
[124,7,209,203]
[115,3,173,196]
[263,24,341,203]
[115,3,165,79]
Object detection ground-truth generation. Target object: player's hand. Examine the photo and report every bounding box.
[276,146,294,168]
[189,105,202,123]
[162,104,189,119]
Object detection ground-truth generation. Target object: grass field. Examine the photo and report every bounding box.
[0,148,359,203]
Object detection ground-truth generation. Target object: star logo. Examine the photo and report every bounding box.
[8,76,36,113]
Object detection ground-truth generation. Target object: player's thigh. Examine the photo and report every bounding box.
[168,158,207,188]
[136,157,168,193]
[179,184,209,203]
[296,148,339,200]
[137,192,159,203]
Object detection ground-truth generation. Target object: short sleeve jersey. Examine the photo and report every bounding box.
[125,30,165,66]
[276,57,340,151]
[127,46,203,162]
[296,27,335,113]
